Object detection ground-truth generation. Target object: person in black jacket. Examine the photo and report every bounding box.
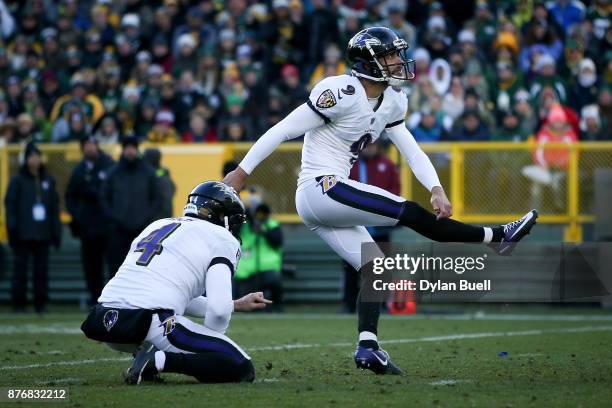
[65,136,115,304]
[4,143,61,313]
[143,148,176,220]
[100,136,160,276]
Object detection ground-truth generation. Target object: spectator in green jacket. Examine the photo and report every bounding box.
[235,201,283,312]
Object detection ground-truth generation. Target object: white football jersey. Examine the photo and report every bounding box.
[298,74,408,186]
[98,217,240,314]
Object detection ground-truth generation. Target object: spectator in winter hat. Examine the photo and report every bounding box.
[182,110,217,143]
[173,5,216,53]
[115,34,136,74]
[309,44,347,89]
[172,34,198,78]
[535,104,578,170]
[413,48,431,78]
[450,109,490,142]
[100,134,160,275]
[442,76,465,121]
[173,70,206,132]
[466,0,497,50]
[560,38,584,81]
[383,5,416,46]
[513,89,537,136]
[448,48,466,76]
[530,54,568,104]
[133,51,152,83]
[411,105,449,143]
[464,87,495,129]
[5,76,24,117]
[217,94,254,141]
[463,60,489,104]
[493,31,520,60]
[15,113,34,144]
[491,61,525,115]
[134,98,158,138]
[429,59,452,96]
[40,27,64,72]
[409,74,435,113]
[90,4,115,46]
[458,29,484,68]
[520,19,563,73]
[580,104,606,141]
[99,66,122,114]
[50,73,105,125]
[423,16,452,59]
[218,29,238,65]
[597,86,612,131]
[222,120,248,142]
[151,34,173,74]
[236,44,254,69]
[93,115,121,144]
[5,141,61,314]
[277,64,308,112]
[570,58,600,111]
[0,119,17,144]
[56,9,80,49]
[493,109,529,142]
[143,147,176,220]
[147,109,178,143]
[536,86,580,135]
[121,13,140,38]
[82,30,103,68]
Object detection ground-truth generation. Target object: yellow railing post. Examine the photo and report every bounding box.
[564,144,581,242]
[450,145,464,219]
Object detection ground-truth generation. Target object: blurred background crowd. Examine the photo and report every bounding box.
[0,0,609,147]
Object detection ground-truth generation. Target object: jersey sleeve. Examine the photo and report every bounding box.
[307,77,349,124]
[385,88,409,129]
[208,238,241,276]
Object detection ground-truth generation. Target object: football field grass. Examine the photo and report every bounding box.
[1,306,612,407]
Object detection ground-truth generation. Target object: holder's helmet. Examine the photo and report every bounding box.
[183,181,246,239]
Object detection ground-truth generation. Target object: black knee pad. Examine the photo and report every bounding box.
[398,201,429,227]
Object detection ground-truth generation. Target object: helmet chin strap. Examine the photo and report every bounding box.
[224,216,229,230]
[351,69,406,88]
[351,69,387,83]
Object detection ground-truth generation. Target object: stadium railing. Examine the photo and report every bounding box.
[1,141,611,243]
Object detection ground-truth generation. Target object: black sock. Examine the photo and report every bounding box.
[398,201,485,242]
[359,340,379,350]
[164,352,254,383]
[492,226,504,242]
[357,261,381,346]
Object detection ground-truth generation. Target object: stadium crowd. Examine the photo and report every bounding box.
[0,0,609,146]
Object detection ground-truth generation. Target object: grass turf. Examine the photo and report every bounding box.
[1,308,612,407]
